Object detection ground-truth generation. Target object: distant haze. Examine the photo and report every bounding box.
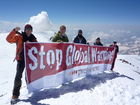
[0,11,140,55]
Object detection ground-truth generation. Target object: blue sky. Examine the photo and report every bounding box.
[0,0,140,24]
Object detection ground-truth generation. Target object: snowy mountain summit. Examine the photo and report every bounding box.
[0,33,140,105]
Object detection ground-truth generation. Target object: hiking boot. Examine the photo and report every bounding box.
[10,95,19,104]
[12,95,18,99]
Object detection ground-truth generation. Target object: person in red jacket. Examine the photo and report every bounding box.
[6,24,37,104]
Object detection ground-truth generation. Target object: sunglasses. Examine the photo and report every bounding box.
[25,28,32,31]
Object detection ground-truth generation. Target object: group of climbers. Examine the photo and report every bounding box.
[6,24,119,104]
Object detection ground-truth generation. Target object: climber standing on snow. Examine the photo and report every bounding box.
[52,25,69,42]
[6,24,37,104]
[110,41,119,71]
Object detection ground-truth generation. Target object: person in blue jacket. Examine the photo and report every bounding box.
[94,37,103,46]
[73,29,87,44]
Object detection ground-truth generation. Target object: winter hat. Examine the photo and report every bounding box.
[78,29,83,33]
[24,24,33,31]
[96,37,100,40]
[113,41,117,44]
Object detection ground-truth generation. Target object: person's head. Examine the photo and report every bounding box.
[60,25,66,35]
[113,41,117,45]
[24,24,33,36]
[78,29,83,35]
[96,37,101,43]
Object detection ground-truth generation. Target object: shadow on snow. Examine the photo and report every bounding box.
[21,72,134,105]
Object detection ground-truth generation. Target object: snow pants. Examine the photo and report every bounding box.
[12,59,25,98]
[111,54,117,70]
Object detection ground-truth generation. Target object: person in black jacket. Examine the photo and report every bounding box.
[110,41,119,71]
[94,37,103,46]
[6,24,37,104]
[73,29,87,44]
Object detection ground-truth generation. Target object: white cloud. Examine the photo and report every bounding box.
[0,11,55,42]
[28,11,53,33]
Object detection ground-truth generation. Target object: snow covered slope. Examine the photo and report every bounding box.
[0,33,140,105]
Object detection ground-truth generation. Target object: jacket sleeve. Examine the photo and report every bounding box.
[84,37,87,44]
[6,29,23,60]
[31,35,38,42]
[6,29,22,44]
[116,46,119,53]
[33,38,38,42]
[52,35,58,42]
[65,36,69,42]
